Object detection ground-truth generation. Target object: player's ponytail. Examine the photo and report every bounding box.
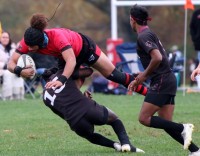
[30,14,48,31]
[24,1,62,47]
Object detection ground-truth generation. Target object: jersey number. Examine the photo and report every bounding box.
[44,76,66,106]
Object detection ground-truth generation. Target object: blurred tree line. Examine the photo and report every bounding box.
[0,0,199,59]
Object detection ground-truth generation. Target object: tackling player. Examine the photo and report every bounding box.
[41,67,144,153]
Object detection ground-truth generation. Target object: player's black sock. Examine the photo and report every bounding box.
[130,144,137,152]
[85,133,115,148]
[189,145,199,153]
[150,116,184,133]
[109,119,130,145]
[165,129,199,152]
[106,68,147,96]
[107,68,134,87]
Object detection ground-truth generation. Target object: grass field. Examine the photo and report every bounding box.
[0,91,200,156]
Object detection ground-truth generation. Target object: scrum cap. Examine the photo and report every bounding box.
[24,27,44,47]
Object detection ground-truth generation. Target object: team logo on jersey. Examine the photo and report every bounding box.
[151,83,159,91]
[145,41,152,47]
[88,54,95,62]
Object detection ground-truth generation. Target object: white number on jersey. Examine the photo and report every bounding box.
[44,76,66,106]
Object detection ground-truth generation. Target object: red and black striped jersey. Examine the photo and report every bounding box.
[17,28,83,59]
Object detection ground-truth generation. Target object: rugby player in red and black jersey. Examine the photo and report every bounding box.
[7,13,147,96]
[128,4,200,156]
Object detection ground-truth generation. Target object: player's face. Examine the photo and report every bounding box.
[28,45,39,52]
[129,16,136,32]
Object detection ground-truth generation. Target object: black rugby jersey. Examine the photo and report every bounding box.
[136,28,177,95]
[137,28,171,79]
[43,70,93,128]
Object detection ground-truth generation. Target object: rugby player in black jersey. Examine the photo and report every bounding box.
[41,67,144,153]
[128,4,200,156]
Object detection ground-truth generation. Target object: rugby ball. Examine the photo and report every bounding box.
[17,54,36,79]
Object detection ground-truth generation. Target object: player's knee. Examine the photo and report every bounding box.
[75,128,93,139]
[138,115,150,126]
[74,123,94,138]
[107,116,118,124]
[106,108,118,124]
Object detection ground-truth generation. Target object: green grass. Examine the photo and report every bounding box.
[0,91,200,156]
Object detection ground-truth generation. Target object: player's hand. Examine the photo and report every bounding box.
[128,72,147,91]
[191,67,200,81]
[128,80,138,91]
[84,90,92,99]
[20,65,35,78]
[136,72,147,83]
[45,80,63,89]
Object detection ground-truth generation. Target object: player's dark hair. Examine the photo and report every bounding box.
[130,4,151,25]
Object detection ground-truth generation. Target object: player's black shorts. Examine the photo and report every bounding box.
[76,33,101,67]
[72,103,108,136]
[144,94,175,107]
[84,102,108,125]
[148,71,177,95]
[145,72,176,107]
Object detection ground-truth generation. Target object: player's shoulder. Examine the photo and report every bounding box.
[140,28,154,36]
[45,28,70,33]
[46,28,70,40]
[16,38,28,54]
[138,28,156,40]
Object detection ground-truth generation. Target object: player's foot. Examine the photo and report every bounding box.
[189,149,200,156]
[181,123,194,150]
[121,144,131,152]
[121,144,145,153]
[113,142,122,152]
[136,148,145,153]
[130,144,145,153]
